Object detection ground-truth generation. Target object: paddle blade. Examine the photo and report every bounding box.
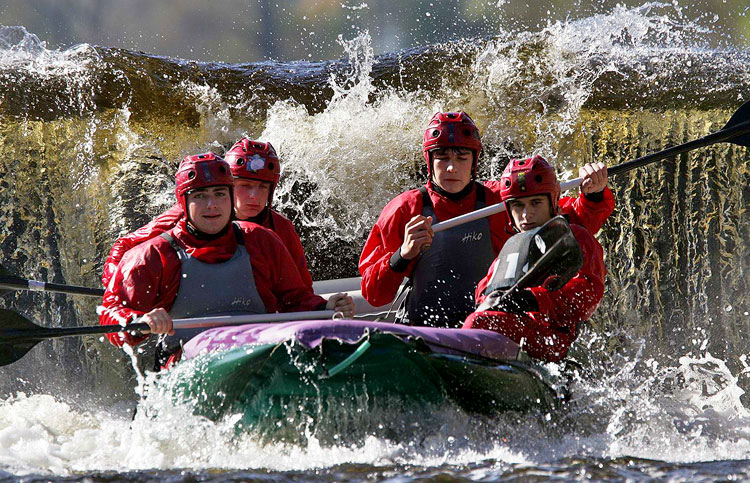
[0,309,43,366]
[0,339,39,367]
[722,100,750,148]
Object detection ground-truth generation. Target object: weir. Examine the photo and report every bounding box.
[0,21,747,404]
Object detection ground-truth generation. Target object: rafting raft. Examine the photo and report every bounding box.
[158,319,562,431]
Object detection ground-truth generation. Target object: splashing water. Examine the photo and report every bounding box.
[0,2,749,480]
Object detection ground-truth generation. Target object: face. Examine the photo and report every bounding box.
[431,147,474,193]
[186,186,232,234]
[507,195,553,232]
[233,179,271,219]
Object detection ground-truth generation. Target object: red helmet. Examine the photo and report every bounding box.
[175,152,233,213]
[500,155,561,228]
[422,111,482,176]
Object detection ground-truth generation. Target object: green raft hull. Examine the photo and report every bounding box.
[161,327,561,433]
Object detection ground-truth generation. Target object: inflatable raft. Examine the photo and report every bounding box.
[161,320,562,431]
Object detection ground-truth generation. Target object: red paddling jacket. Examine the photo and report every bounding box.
[101,203,313,289]
[99,219,326,347]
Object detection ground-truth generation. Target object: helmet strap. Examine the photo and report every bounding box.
[243,205,270,225]
[430,179,475,201]
[185,219,230,240]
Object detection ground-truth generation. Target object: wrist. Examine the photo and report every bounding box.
[583,189,604,202]
[389,250,411,272]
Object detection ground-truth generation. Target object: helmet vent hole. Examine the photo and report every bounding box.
[187,171,196,180]
[504,180,511,187]
[431,129,440,137]
[268,163,275,170]
[447,113,456,119]
[463,129,471,136]
[519,160,526,166]
[535,175,543,182]
[237,158,245,166]
[219,166,227,174]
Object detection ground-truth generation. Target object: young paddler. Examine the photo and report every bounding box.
[358,112,613,327]
[463,155,609,362]
[99,153,351,367]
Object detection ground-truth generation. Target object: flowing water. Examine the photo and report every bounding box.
[0,2,749,480]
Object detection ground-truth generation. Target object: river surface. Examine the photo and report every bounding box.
[1,2,749,481]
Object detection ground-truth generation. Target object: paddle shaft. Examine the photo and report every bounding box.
[0,275,104,297]
[432,118,750,234]
[2,322,150,342]
[1,310,336,342]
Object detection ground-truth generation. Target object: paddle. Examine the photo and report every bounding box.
[432,100,750,233]
[0,264,104,298]
[0,309,336,367]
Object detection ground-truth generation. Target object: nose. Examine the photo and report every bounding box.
[206,194,221,208]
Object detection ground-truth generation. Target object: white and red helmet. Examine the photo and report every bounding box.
[224,138,281,205]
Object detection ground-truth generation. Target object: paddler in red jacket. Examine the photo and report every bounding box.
[101,139,316,290]
[358,112,614,328]
[99,153,352,365]
[463,155,607,362]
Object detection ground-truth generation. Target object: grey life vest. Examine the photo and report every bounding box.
[159,223,266,354]
[398,183,495,328]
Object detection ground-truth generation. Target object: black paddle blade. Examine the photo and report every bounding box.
[723,100,750,148]
[0,309,43,366]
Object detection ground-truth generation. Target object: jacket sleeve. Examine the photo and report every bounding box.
[242,226,327,313]
[358,199,419,307]
[101,203,184,288]
[271,212,314,289]
[98,241,181,347]
[558,187,615,235]
[528,226,606,331]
